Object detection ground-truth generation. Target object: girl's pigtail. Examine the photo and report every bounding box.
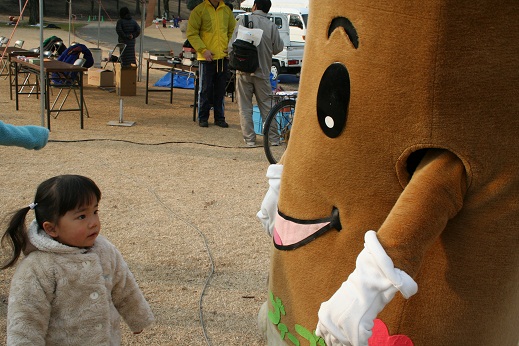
[1,207,31,270]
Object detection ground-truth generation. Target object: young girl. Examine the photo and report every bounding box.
[1,175,154,345]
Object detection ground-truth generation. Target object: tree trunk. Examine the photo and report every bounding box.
[135,0,141,16]
[187,0,202,11]
[164,0,170,19]
[28,0,38,25]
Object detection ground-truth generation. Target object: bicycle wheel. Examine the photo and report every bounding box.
[263,98,296,164]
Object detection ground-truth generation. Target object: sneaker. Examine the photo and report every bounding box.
[271,141,280,146]
[244,141,257,147]
[214,120,229,128]
[199,121,209,127]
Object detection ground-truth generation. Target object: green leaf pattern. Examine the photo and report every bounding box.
[267,291,327,346]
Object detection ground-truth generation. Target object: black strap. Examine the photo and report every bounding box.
[244,14,253,29]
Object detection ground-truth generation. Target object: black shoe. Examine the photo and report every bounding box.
[214,120,229,128]
[199,121,209,127]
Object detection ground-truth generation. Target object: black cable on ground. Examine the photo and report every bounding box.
[48,138,251,149]
[146,187,215,346]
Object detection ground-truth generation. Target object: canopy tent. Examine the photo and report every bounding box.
[138,0,157,81]
[5,0,166,125]
[4,0,73,127]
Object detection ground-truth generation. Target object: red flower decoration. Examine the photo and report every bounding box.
[368,319,414,346]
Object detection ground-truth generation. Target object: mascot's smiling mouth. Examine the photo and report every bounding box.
[271,18,355,251]
[273,207,342,250]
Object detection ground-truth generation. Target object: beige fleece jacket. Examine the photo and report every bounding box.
[7,221,154,345]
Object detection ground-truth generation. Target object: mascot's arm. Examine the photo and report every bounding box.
[378,149,467,277]
[257,164,284,236]
[316,149,467,346]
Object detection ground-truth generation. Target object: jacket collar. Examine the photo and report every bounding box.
[252,10,271,18]
[205,0,224,10]
[27,219,90,255]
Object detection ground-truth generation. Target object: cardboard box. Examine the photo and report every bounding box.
[114,63,137,96]
[87,68,114,87]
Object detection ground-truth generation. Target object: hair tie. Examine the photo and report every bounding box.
[28,202,38,210]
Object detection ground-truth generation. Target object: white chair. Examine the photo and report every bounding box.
[50,58,89,118]
[0,37,10,75]
[17,48,41,94]
[13,40,24,48]
[51,41,63,58]
[74,58,86,67]
[103,43,126,69]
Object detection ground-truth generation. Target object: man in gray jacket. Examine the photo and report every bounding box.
[228,0,284,147]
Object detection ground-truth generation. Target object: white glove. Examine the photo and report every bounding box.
[316,230,418,346]
[256,164,283,236]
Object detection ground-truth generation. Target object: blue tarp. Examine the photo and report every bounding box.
[154,71,195,89]
[277,74,299,84]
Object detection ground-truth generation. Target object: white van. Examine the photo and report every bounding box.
[240,0,308,42]
[270,7,307,42]
[232,9,246,18]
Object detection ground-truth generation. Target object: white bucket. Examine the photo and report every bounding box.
[90,48,102,68]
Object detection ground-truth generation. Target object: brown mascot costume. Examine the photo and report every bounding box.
[256,1,519,345]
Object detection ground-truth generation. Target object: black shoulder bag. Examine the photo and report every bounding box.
[229,15,259,73]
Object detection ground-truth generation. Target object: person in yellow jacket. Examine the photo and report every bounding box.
[187,0,236,128]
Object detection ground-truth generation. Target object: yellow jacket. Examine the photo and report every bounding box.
[186,0,236,61]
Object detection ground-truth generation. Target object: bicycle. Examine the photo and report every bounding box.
[263,91,297,164]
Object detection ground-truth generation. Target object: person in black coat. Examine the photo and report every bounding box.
[115,7,141,66]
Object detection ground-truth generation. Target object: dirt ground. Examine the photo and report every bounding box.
[0,23,274,345]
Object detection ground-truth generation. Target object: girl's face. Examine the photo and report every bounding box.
[43,200,101,248]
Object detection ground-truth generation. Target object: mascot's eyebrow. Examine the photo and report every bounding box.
[328,17,359,49]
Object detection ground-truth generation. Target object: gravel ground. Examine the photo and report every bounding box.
[0,22,283,346]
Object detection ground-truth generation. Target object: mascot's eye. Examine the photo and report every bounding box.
[316,63,350,138]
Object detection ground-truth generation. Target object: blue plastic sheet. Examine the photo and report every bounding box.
[154,71,195,89]
[277,74,299,84]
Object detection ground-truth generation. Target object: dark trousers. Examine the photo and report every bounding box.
[119,40,136,66]
[197,59,228,123]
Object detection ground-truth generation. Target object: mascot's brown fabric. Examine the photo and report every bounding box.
[261,1,519,345]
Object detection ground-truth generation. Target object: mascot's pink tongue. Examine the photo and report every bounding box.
[273,215,331,246]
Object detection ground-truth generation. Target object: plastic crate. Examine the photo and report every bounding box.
[253,104,294,136]
[253,105,263,135]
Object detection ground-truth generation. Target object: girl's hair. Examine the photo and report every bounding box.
[1,175,101,269]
